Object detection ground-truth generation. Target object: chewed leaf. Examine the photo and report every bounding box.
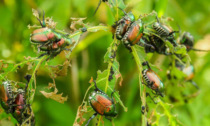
[40,88,68,104]
[70,18,86,32]
[141,11,157,26]
[133,45,147,62]
[32,8,39,19]
[73,102,88,126]
[95,70,127,111]
[0,58,37,79]
[47,60,70,78]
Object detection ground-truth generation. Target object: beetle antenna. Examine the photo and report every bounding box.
[155,14,160,23]
[42,10,46,27]
[93,0,102,16]
[93,80,99,91]
[118,7,127,15]
[190,48,210,52]
[36,17,43,27]
[85,113,97,126]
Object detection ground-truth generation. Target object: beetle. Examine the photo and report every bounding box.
[175,61,199,89]
[152,15,178,47]
[12,89,26,124]
[141,34,171,55]
[0,81,14,113]
[142,61,164,97]
[11,77,35,126]
[179,32,210,52]
[93,0,108,15]
[122,19,155,51]
[86,80,117,126]
[30,11,71,58]
[112,9,135,40]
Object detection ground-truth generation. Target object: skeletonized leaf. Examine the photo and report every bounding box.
[73,102,88,126]
[40,88,68,104]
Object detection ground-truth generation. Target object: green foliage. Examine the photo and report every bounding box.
[0,0,210,126]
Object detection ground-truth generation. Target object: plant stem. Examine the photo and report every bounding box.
[28,55,47,103]
[131,46,147,126]
[69,26,110,39]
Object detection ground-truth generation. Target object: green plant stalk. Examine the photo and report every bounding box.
[74,84,92,125]
[131,46,147,126]
[159,100,176,126]
[98,39,122,126]
[66,26,110,39]
[28,55,47,103]
[0,74,6,81]
[105,39,119,93]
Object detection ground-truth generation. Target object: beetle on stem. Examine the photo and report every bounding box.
[86,80,117,126]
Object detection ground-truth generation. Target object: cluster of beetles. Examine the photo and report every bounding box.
[0,75,35,125]
[85,8,209,125]
[0,5,209,126]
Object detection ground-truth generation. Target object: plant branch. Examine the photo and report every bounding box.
[131,46,147,126]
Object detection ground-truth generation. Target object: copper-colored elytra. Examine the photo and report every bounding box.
[14,94,25,113]
[31,34,48,42]
[122,20,132,35]
[57,39,65,46]
[146,70,161,89]
[47,32,55,40]
[185,73,194,81]
[132,33,143,45]
[32,28,48,34]
[0,85,7,102]
[127,25,143,45]
[91,95,112,115]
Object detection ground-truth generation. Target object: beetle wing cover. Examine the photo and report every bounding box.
[91,94,112,115]
[146,70,161,90]
[14,93,25,115]
[0,84,7,102]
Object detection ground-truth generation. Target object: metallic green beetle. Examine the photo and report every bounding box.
[86,81,117,126]
[142,61,164,97]
[0,81,14,113]
[30,11,71,59]
[112,9,135,40]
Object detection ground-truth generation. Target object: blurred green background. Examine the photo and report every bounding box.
[0,0,210,126]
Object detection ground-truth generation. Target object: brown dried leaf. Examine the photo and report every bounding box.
[47,82,56,89]
[89,77,94,83]
[40,88,68,104]
[47,60,70,78]
[115,73,123,86]
[45,17,57,29]
[73,102,88,126]
[32,9,39,19]
[70,17,86,32]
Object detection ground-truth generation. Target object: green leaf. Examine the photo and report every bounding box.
[95,69,127,112]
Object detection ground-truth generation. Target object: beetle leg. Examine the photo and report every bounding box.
[190,81,199,90]
[111,89,116,103]
[105,116,112,122]
[63,48,71,51]
[146,92,157,104]
[38,52,48,59]
[85,113,97,126]
[118,7,127,15]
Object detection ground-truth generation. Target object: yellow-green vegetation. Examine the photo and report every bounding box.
[0,0,210,126]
